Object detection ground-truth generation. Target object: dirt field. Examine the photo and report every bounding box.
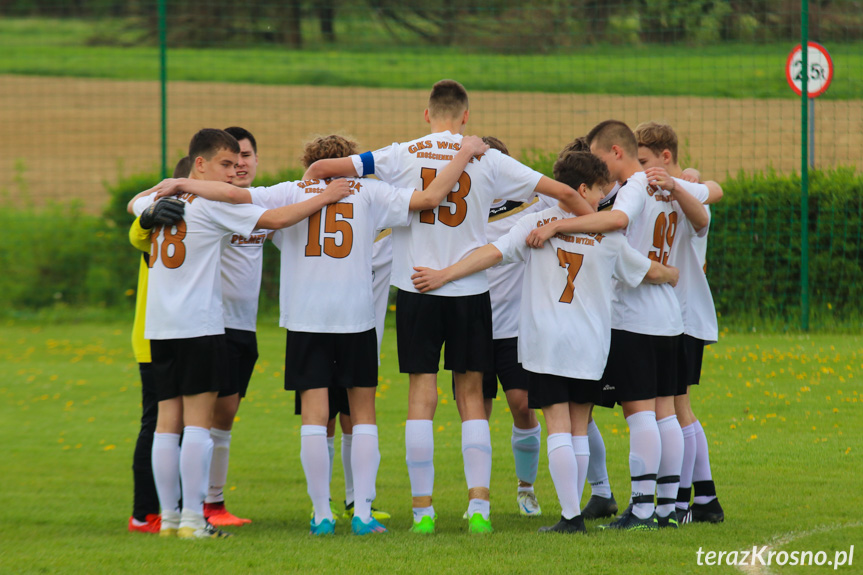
[2,74,861,212]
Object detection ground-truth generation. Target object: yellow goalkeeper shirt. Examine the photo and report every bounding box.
[129,218,151,364]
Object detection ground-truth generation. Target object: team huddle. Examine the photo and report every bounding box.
[125,79,724,539]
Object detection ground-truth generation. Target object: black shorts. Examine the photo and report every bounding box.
[283,328,378,392]
[599,329,680,404]
[222,328,259,398]
[294,386,351,419]
[396,289,493,374]
[150,335,226,402]
[676,334,706,395]
[482,337,530,399]
[527,371,601,409]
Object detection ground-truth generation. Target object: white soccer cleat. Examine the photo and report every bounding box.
[517,490,542,517]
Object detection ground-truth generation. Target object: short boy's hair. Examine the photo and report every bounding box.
[189,128,240,160]
[482,136,509,156]
[300,134,359,168]
[553,151,611,191]
[172,156,192,178]
[634,121,678,164]
[557,136,590,158]
[428,79,469,120]
[224,126,257,153]
[586,120,637,157]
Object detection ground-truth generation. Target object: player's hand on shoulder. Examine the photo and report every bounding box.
[152,178,185,200]
[321,178,352,203]
[681,168,701,183]
[140,197,186,229]
[525,223,554,249]
[460,135,489,157]
[411,266,447,293]
[645,167,674,192]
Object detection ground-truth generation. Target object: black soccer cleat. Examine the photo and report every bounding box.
[690,499,724,523]
[581,494,619,520]
[676,507,692,525]
[538,514,587,534]
[657,512,679,529]
[598,508,658,531]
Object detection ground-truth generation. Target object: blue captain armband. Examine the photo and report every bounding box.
[359,151,374,177]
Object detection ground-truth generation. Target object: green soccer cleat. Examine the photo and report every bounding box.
[657,512,679,529]
[468,513,493,534]
[344,501,392,521]
[410,515,436,534]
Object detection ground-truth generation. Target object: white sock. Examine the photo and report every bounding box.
[351,425,380,522]
[547,433,580,520]
[327,435,335,484]
[571,435,590,506]
[405,420,435,520]
[586,420,612,498]
[206,427,231,504]
[301,425,332,522]
[511,423,541,487]
[151,432,181,515]
[462,419,492,520]
[341,433,354,506]
[626,411,660,520]
[678,423,697,510]
[692,420,718,504]
[179,426,213,520]
[656,414,684,518]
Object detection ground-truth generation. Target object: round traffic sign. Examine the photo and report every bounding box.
[786,42,833,98]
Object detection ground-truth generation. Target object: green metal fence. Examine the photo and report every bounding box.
[1,1,861,330]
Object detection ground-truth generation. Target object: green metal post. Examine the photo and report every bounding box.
[159,0,168,178]
[800,1,810,331]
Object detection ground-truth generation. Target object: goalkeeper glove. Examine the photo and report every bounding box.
[140,197,185,229]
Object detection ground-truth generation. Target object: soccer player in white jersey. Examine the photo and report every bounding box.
[129,128,352,539]
[412,151,679,533]
[304,79,592,534]
[291,135,392,523]
[201,126,263,527]
[634,121,725,524]
[470,135,556,518]
[526,120,713,530]
[157,134,490,535]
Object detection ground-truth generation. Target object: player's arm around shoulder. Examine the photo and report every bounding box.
[411,243,503,293]
[303,157,359,181]
[534,176,593,217]
[256,178,351,230]
[407,135,489,211]
[157,178,252,204]
[525,209,628,249]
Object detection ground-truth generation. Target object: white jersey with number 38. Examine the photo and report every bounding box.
[133,192,266,340]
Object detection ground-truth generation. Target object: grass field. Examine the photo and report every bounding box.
[1,320,860,574]
[2,17,862,99]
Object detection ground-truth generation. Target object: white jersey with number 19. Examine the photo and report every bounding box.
[351,131,543,297]
[609,172,684,336]
[133,192,266,341]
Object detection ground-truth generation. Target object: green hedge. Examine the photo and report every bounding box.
[3,166,862,331]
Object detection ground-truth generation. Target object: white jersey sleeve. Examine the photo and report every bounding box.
[669,203,718,343]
